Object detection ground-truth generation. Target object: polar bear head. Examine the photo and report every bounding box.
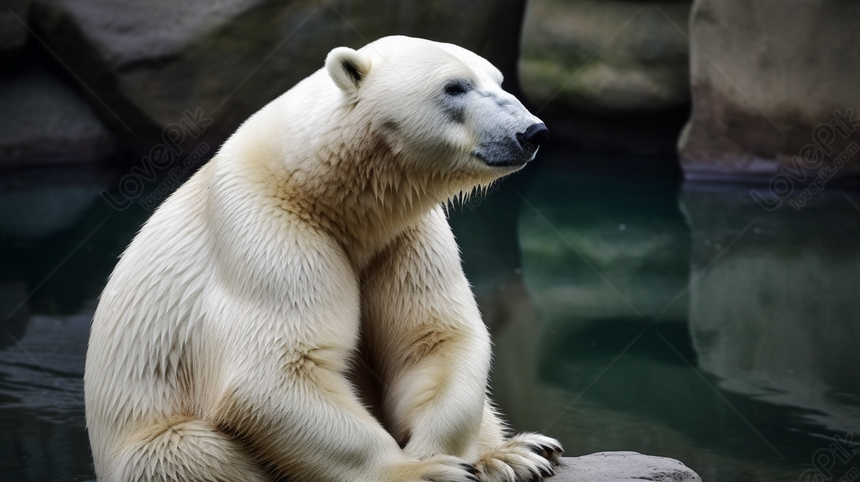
[324,36,548,191]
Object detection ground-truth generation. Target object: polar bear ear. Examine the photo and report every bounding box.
[326,47,371,95]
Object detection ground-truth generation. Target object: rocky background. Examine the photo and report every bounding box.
[2,0,859,180]
[1,0,526,165]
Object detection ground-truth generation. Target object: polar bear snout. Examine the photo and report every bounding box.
[473,121,549,168]
[517,122,549,154]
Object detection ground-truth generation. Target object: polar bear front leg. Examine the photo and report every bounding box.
[361,207,562,481]
[211,340,482,482]
[206,243,480,482]
[361,208,491,460]
[473,401,563,481]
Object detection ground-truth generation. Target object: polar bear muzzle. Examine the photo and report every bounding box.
[473,121,549,168]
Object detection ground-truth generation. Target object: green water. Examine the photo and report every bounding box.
[1,146,859,481]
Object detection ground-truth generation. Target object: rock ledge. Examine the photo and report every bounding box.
[553,452,702,482]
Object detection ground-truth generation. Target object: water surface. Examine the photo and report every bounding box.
[1,147,859,481]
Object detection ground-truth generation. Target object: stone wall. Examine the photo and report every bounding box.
[518,0,693,152]
[520,0,691,115]
[26,0,526,151]
[5,1,860,179]
[679,0,860,182]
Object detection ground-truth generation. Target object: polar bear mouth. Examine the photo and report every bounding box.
[472,149,535,168]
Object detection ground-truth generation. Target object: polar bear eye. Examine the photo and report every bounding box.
[444,81,469,96]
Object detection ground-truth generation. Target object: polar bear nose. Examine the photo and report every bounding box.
[517,123,549,152]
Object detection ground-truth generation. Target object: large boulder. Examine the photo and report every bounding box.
[519,0,691,114]
[680,0,860,182]
[0,62,116,166]
[30,0,526,151]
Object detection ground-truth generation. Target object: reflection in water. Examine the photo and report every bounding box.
[0,168,109,240]
[682,184,860,435]
[517,162,690,322]
[452,151,860,482]
[1,150,859,481]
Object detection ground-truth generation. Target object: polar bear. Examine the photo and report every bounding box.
[85,36,558,482]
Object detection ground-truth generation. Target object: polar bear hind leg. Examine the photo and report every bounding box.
[106,416,270,482]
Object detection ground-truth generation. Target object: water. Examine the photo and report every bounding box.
[1,146,859,481]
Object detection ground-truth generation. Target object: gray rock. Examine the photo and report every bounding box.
[519,0,692,114]
[553,452,702,482]
[0,63,116,166]
[679,0,860,181]
[30,0,526,147]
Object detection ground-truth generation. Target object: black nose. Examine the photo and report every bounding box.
[517,123,549,152]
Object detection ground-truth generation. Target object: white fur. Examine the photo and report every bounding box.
[85,36,560,482]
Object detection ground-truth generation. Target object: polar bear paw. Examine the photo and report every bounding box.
[395,454,482,482]
[474,433,563,482]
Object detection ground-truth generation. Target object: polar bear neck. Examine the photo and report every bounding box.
[231,118,465,269]
[291,125,461,268]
